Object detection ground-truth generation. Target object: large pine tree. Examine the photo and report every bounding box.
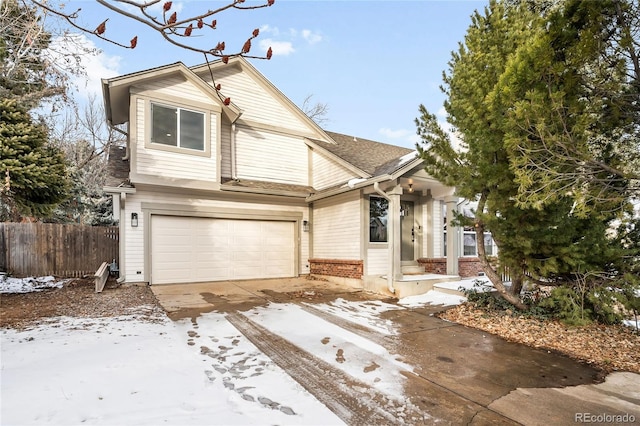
[0,98,70,219]
[416,0,632,309]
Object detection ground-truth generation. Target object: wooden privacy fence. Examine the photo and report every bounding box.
[0,223,119,278]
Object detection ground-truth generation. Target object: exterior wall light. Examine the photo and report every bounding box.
[303,220,310,232]
[131,212,139,227]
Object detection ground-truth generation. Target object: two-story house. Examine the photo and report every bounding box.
[103,57,479,298]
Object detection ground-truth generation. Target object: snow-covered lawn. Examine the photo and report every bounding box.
[1,311,345,425]
[1,277,467,425]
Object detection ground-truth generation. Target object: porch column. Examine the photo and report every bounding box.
[445,195,459,275]
[388,185,403,282]
[424,190,435,258]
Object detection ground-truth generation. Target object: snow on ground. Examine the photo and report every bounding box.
[399,290,466,308]
[242,303,412,399]
[1,276,468,425]
[0,274,70,294]
[623,319,639,330]
[306,298,404,335]
[1,312,344,425]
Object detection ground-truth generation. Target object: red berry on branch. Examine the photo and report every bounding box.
[266,47,273,59]
[130,36,138,48]
[95,20,107,35]
[185,24,193,36]
[197,19,204,29]
[242,39,251,54]
[223,97,231,106]
[252,28,259,37]
[163,1,172,11]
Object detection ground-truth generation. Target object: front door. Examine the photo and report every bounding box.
[400,201,415,261]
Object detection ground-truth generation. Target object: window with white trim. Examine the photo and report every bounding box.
[463,228,496,256]
[369,196,389,243]
[151,103,205,151]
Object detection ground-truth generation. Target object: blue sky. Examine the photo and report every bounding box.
[61,0,487,148]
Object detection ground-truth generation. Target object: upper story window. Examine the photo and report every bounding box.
[151,103,205,151]
[370,196,389,243]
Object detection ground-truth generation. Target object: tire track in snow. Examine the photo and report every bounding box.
[226,312,429,425]
[295,302,395,348]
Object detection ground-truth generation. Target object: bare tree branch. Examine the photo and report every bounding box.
[29,0,275,59]
[301,94,330,126]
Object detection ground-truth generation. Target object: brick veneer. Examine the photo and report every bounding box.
[458,257,484,277]
[417,257,485,278]
[309,258,364,279]
[417,258,447,274]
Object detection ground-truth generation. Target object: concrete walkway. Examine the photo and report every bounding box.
[151,277,640,425]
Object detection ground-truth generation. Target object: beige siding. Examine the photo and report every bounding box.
[419,200,428,258]
[313,191,361,259]
[123,197,145,282]
[366,247,388,275]
[135,76,206,103]
[235,126,308,185]
[204,67,310,133]
[134,98,218,182]
[432,200,443,258]
[122,191,310,283]
[311,150,358,190]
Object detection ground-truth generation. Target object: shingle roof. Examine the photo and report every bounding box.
[311,131,414,176]
[105,145,132,188]
[221,178,313,196]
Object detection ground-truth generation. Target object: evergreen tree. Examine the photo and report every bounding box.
[495,0,639,216]
[416,0,631,310]
[0,98,70,219]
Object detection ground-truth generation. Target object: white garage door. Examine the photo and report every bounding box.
[151,215,296,285]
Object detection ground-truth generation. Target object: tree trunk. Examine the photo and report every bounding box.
[474,192,528,310]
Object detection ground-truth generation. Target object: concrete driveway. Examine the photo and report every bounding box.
[151,277,640,425]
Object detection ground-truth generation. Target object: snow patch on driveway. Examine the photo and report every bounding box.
[305,298,404,335]
[242,303,412,398]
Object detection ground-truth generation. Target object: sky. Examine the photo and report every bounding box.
[54,0,488,148]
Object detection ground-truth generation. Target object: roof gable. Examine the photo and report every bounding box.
[102,62,240,126]
[190,57,333,142]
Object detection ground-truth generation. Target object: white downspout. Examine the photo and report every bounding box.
[231,122,238,180]
[373,182,395,294]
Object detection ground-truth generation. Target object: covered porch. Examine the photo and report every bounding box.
[361,165,466,298]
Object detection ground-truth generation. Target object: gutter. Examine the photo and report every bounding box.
[306,174,392,202]
[373,182,395,295]
[103,186,136,194]
[219,184,310,199]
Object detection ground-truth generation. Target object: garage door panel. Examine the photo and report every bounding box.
[265,251,293,261]
[151,215,296,284]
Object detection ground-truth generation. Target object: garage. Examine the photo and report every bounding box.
[150,215,296,285]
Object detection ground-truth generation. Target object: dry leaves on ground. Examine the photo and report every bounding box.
[439,303,640,374]
[0,278,164,330]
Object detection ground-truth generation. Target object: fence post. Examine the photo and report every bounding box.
[0,223,6,272]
